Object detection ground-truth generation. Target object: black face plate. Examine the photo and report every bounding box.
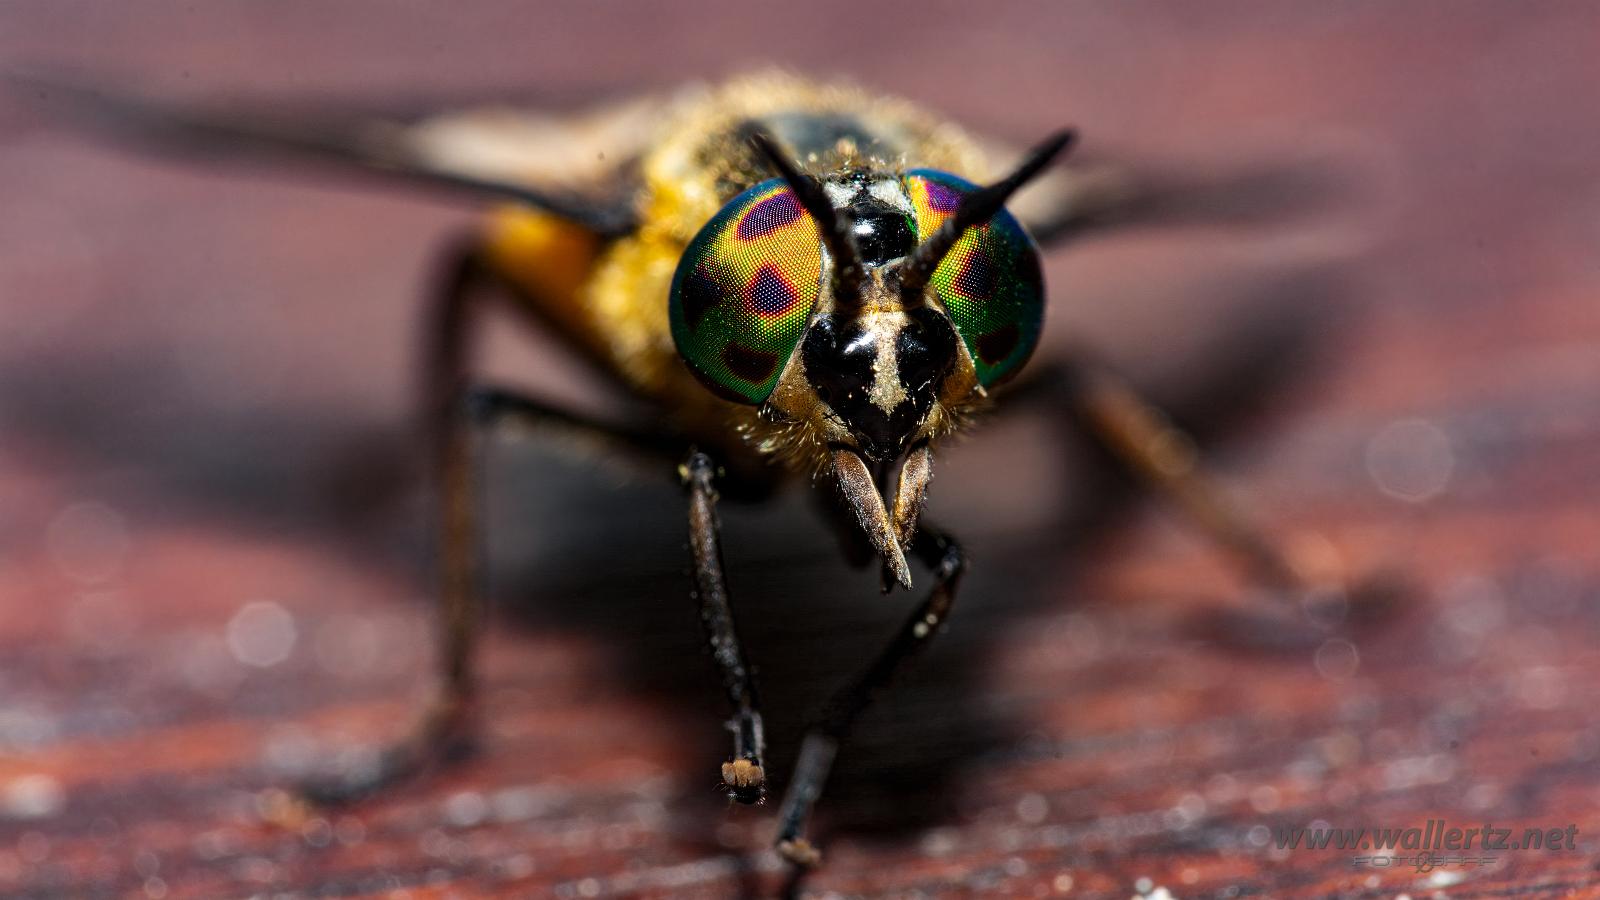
[802,308,957,461]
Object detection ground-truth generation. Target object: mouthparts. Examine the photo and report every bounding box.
[829,443,934,592]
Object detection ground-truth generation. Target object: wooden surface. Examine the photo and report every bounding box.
[3,3,1600,897]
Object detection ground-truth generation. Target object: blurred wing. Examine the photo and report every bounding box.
[999,140,1364,249]
[7,73,658,237]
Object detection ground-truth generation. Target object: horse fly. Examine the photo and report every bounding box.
[13,71,1392,872]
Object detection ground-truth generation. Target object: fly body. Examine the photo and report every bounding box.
[480,75,1036,476]
[472,75,1071,588]
[15,68,1393,877]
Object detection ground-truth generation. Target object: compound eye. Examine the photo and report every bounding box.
[903,169,1045,387]
[669,178,823,403]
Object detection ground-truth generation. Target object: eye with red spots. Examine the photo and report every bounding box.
[903,169,1044,387]
[670,178,823,403]
[736,191,803,239]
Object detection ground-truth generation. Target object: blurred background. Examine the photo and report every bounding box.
[2,2,1599,897]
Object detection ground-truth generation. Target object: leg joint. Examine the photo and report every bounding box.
[937,538,966,582]
[681,449,719,492]
[913,528,967,582]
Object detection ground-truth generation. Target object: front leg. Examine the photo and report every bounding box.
[774,525,966,867]
[682,451,768,804]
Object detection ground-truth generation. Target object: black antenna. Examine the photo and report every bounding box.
[748,131,865,309]
[899,130,1076,300]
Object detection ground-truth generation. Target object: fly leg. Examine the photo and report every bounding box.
[1053,358,1402,637]
[304,384,684,803]
[683,451,769,805]
[302,240,682,804]
[773,525,966,868]
[296,240,490,804]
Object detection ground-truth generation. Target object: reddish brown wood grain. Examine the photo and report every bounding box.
[3,3,1600,898]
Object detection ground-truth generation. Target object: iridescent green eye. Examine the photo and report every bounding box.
[670,178,822,403]
[903,169,1044,387]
